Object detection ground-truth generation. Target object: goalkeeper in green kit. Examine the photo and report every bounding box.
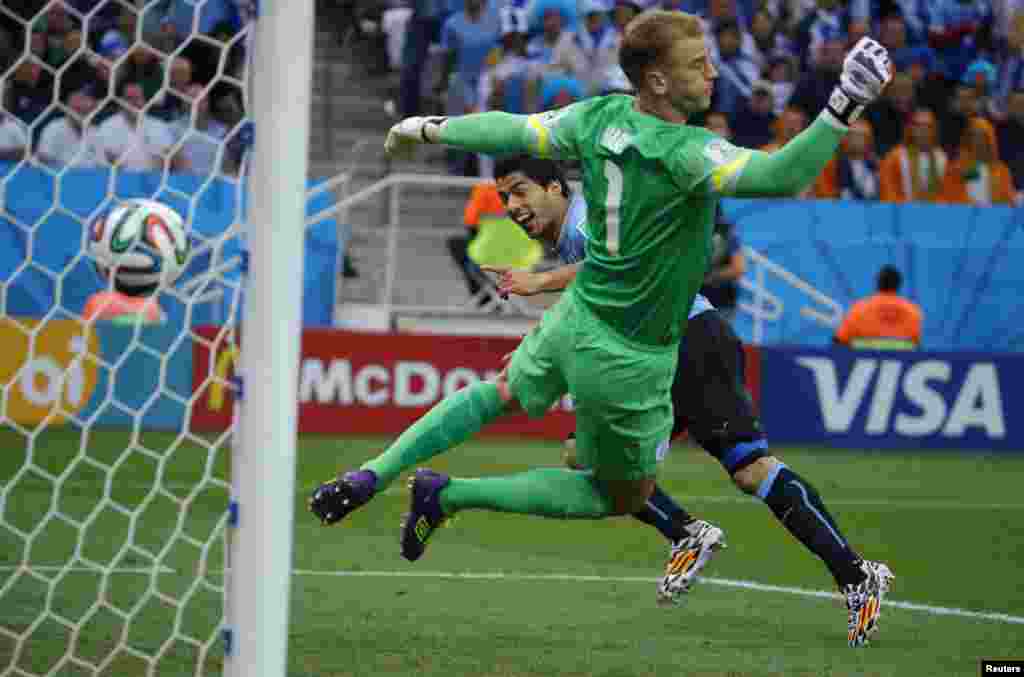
[311,10,894,647]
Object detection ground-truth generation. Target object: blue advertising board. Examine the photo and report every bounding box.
[0,163,341,327]
[759,346,1023,450]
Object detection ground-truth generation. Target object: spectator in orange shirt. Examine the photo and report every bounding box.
[938,117,1016,206]
[813,118,879,201]
[834,265,922,350]
[878,108,947,203]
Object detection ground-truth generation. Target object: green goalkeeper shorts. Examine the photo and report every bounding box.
[507,290,677,481]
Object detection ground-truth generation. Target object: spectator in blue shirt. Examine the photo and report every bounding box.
[398,1,450,118]
[748,9,795,71]
[879,13,936,76]
[526,5,572,68]
[927,0,994,83]
[438,0,500,174]
[889,0,931,46]
[571,0,618,95]
[439,0,501,116]
[795,0,848,69]
[996,12,1024,116]
[711,19,760,116]
[528,0,579,35]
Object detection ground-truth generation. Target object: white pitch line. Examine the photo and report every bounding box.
[15,483,1024,510]
[376,488,1023,509]
[288,569,1024,626]
[3,566,1022,626]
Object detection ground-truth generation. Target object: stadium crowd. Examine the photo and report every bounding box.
[0,0,253,178]
[383,0,1024,206]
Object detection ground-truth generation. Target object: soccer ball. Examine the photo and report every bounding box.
[90,198,190,296]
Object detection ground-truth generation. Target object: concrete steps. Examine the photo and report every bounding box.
[333,168,476,308]
[305,3,513,322]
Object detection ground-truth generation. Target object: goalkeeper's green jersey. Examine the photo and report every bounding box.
[439,94,845,344]
[533,94,726,347]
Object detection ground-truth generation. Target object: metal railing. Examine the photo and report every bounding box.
[738,245,844,344]
[313,173,845,342]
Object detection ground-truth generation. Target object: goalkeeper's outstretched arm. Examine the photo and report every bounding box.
[438,113,544,156]
[709,116,846,198]
[386,106,580,160]
[705,37,892,199]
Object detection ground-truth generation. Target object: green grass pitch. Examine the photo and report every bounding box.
[2,429,1023,676]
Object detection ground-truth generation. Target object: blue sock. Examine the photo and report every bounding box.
[632,484,694,543]
[758,464,864,587]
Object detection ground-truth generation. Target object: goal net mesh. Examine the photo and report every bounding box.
[0,0,256,673]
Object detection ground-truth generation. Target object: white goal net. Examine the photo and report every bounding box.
[0,0,259,673]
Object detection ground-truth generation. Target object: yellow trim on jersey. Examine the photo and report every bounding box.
[711,151,752,195]
[526,115,551,158]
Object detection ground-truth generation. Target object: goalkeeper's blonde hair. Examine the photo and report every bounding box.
[619,10,703,92]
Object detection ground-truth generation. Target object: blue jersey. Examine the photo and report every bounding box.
[927,0,994,81]
[555,193,714,319]
[441,9,502,103]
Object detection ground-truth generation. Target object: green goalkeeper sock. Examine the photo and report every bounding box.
[439,467,616,519]
[361,381,507,490]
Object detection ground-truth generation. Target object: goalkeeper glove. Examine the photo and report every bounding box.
[825,37,892,128]
[384,116,448,159]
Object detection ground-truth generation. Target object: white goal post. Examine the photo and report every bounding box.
[0,0,312,674]
[227,0,313,674]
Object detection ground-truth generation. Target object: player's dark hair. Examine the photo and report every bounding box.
[877,265,902,292]
[494,155,570,197]
[619,10,702,92]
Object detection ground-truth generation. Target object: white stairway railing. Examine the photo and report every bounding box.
[313,173,844,342]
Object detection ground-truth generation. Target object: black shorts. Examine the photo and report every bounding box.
[671,311,768,474]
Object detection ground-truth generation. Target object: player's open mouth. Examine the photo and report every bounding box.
[513,211,540,234]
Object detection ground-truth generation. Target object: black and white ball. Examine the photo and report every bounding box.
[90,199,190,296]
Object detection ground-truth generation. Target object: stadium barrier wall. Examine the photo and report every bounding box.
[759,345,1020,450]
[0,317,190,430]
[184,327,1022,451]
[188,326,579,439]
[0,162,340,327]
[721,199,1024,351]
[3,321,1019,450]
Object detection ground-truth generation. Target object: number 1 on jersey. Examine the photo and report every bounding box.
[604,159,623,256]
